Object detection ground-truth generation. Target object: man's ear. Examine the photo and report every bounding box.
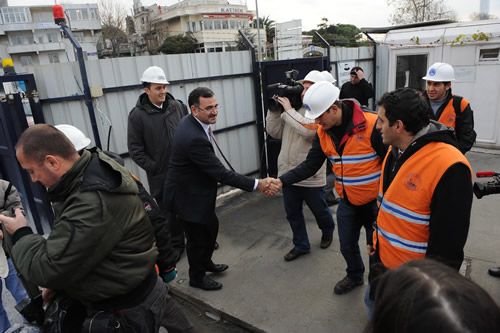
[190,105,198,115]
[45,155,61,170]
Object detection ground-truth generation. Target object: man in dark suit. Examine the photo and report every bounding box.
[164,87,274,291]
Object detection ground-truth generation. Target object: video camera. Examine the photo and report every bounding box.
[473,171,500,199]
[266,69,304,113]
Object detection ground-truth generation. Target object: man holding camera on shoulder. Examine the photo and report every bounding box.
[266,70,336,262]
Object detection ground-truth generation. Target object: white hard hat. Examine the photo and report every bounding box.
[303,81,340,119]
[55,124,91,151]
[140,66,169,84]
[321,71,337,84]
[302,70,326,84]
[422,62,455,82]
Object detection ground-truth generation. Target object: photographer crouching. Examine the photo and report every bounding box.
[265,69,336,262]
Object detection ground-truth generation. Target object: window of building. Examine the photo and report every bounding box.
[190,21,197,32]
[1,7,31,24]
[222,20,228,29]
[20,56,33,66]
[33,11,53,23]
[214,20,222,30]
[73,32,85,43]
[38,36,44,43]
[10,35,23,45]
[204,20,213,30]
[68,9,88,21]
[90,8,99,20]
[479,48,500,62]
[26,36,34,44]
[48,53,60,63]
[229,20,236,29]
[47,32,58,43]
[395,54,428,91]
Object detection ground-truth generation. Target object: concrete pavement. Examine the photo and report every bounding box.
[169,148,500,333]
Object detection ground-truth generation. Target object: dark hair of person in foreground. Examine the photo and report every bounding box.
[365,259,500,333]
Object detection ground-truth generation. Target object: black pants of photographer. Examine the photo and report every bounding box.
[83,276,194,333]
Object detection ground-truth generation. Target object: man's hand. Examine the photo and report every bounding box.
[356,69,364,80]
[265,178,283,196]
[42,288,57,305]
[0,208,28,235]
[274,95,293,112]
[367,244,375,256]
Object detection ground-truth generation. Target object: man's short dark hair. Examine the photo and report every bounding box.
[16,124,76,164]
[377,88,430,135]
[142,82,151,89]
[188,87,215,107]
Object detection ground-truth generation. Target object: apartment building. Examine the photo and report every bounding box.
[132,0,265,54]
[0,2,101,71]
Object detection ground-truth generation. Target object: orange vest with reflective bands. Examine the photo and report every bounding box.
[437,95,469,129]
[374,143,472,269]
[317,112,382,206]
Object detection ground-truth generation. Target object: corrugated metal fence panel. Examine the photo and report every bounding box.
[31,51,257,192]
[329,46,376,84]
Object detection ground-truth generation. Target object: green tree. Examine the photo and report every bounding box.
[254,15,275,57]
[236,27,255,51]
[306,18,364,47]
[157,33,198,54]
[387,0,456,25]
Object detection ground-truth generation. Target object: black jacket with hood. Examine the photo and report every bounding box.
[127,92,188,198]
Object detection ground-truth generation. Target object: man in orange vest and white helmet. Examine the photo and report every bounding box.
[366,87,473,317]
[273,81,387,295]
[422,62,476,154]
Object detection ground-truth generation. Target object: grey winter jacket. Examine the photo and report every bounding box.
[266,106,326,187]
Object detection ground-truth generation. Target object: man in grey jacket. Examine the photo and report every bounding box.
[266,70,335,261]
[128,66,189,257]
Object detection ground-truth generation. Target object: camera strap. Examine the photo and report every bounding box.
[209,127,235,172]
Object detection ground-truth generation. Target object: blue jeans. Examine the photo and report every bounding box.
[282,186,335,252]
[0,258,29,332]
[336,199,378,281]
[364,282,374,320]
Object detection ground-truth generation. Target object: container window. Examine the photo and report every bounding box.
[396,54,428,91]
[479,48,499,61]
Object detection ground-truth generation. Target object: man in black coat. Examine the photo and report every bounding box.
[339,66,374,107]
[128,66,189,257]
[164,87,273,291]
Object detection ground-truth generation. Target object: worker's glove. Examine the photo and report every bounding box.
[160,266,177,283]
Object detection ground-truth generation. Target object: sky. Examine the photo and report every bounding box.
[7,0,500,31]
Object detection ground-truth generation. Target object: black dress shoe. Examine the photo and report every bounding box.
[488,267,500,278]
[207,264,229,273]
[284,249,309,261]
[189,276,223,290]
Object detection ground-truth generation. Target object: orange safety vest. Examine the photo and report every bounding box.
[437,95,469,129]
[374,143,472,269]
[317,111,382,206]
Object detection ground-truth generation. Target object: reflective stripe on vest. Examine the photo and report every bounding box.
[318,111,382,206]
[437,95,468,129]
[374,142,472,269]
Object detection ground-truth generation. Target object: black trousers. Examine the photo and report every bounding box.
[182,214,219,282]
[156,193,185,251]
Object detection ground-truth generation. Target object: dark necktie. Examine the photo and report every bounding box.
[209,127,235,172]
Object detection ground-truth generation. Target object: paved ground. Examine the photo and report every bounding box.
[4,148,500,332]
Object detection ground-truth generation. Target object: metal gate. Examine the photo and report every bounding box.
[259,56,330,177]
[0,74,53,234]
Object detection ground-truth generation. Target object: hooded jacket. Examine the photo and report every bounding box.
[374,121,473,270]
[11,149,158,304]
[127,92,188,198]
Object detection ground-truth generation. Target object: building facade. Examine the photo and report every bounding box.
[0,3,101,71]
[132,0,265,54]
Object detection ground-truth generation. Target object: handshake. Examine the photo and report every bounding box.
[257,178,283,196]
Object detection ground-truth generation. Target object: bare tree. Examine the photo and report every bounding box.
[469,12,498,21]
[99,0,128,57]
[387,0,456,25]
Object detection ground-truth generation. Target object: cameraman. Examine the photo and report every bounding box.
[266,70,335,262]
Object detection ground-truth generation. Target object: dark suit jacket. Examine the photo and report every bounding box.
[164,114,255,223]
